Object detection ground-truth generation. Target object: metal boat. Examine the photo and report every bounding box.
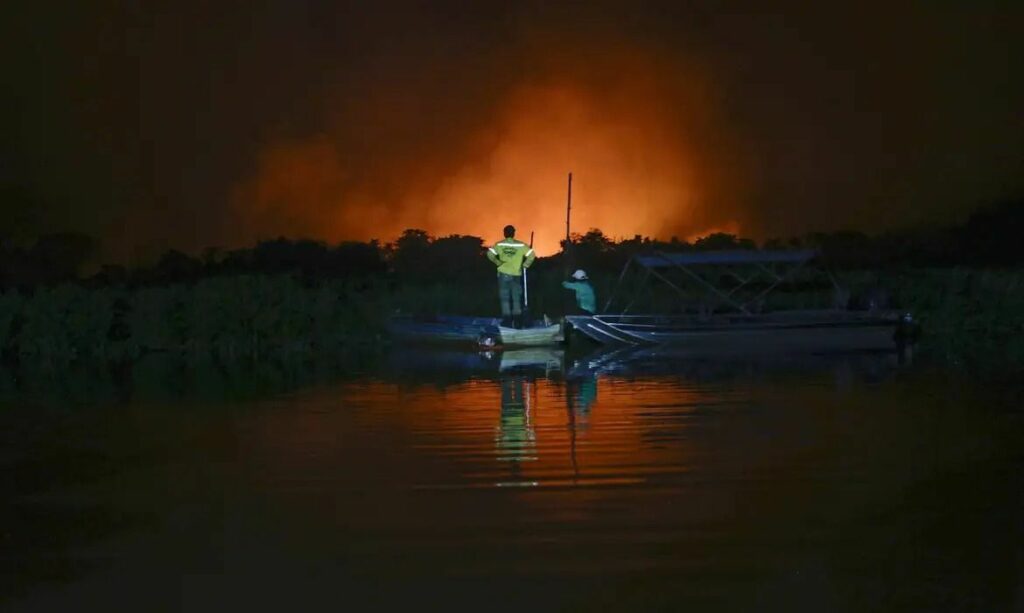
[565,249,910,350]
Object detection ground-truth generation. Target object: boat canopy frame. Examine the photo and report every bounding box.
[602,249,834,316]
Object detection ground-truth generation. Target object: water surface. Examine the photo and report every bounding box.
[3,348,1022,611]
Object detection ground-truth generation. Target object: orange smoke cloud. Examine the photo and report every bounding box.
[419,82,702,255]
[231,49,746,255]
[230,137,350,241]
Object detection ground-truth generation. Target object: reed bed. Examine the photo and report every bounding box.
[0,276,392,364]
[874,268,1024,365]
[0,268,1020,369]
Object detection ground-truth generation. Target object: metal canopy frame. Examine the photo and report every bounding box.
[603,249,821,315]
[633,249,818,267]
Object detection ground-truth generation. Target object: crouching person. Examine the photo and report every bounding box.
[562,269,596,315]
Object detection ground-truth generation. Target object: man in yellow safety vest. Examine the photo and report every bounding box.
[486,225,535,328]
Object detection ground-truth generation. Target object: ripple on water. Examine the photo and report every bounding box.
[3,349,1023,611]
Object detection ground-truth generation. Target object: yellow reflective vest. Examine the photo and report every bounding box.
[487,238,535,276]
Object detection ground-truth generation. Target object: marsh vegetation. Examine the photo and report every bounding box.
[0,200,1020,370]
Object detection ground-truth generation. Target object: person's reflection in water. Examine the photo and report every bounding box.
[565,372,598,481]
[566,374,597,426]
[496,373,538,472]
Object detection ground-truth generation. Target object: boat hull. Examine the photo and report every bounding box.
[566,311,903,353]
[389,315,563,347]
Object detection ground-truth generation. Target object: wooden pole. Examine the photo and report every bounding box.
[565,172,573,248]
[565,172,573,321]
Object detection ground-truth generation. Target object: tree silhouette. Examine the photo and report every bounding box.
[694,233,755,251]
[391,229,432,280]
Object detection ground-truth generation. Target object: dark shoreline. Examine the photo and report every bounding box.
[0,265,1022,365]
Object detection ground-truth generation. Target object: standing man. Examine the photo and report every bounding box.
[487,225,535,328]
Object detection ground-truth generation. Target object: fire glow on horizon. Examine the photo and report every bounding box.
[230,53,745,255]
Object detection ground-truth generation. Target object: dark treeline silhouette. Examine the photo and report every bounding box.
[539,198,1024,283]
[2,198,1021,290]
[98,238,390,287]
[0,198,1013,289]
[794,198,1024,269]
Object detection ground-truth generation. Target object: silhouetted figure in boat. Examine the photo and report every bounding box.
[561,269,596,315]
[560,268,597,343]
[486,225,535,328]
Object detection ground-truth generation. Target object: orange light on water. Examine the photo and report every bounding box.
[239,375,706,496]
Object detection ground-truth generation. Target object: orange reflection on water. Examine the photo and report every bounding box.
[238,374,708,493]
[258,374,709,493]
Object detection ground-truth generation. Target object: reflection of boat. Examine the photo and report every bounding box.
[387,347,498,374]
[564,345,638,379]
[388,315,563,347]
[386,346,564,382]
[496,348,564,372]
[566,250,907,350]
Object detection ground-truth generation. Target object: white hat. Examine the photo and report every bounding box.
[571,269,588,280]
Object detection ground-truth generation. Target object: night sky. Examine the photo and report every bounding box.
[4,1,1022,261]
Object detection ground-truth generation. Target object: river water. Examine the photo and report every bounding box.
[2,347,1022,611]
